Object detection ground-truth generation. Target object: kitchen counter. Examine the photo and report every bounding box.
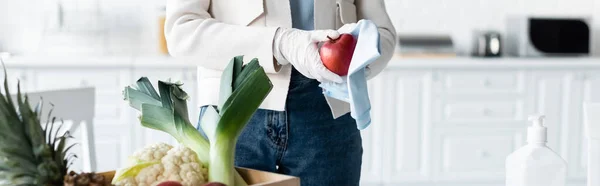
[388,55,600,69]
[2,55,599,69]
[1,55,194,68]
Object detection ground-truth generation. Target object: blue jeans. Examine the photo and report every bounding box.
[197,68,363,186]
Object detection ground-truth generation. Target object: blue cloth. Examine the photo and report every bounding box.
[319,19,381,130]
[196,1,363,185]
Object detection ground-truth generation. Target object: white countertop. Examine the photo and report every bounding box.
[388,55,600,69]
[1,55,195,68]
[2,55,599,69]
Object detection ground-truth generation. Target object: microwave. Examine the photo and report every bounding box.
[505,16,591,57]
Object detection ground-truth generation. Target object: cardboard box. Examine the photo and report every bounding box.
[100,167,300,186]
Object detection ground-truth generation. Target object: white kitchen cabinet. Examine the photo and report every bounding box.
[529,71,572,154]
[360,74,384,185]
[431,128,523,182]
[569,71,600,179]
[374,58,597,186]
[379,70,431,184]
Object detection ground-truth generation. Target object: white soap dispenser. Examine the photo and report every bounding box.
[505,115,567,186]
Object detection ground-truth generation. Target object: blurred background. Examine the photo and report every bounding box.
[0,0,598,56]
[1,0,600,186]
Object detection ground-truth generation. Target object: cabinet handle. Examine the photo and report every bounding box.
[581,74,588,81]
[432,72,439,82]
[483,108,492,116]
[477,150,490,158]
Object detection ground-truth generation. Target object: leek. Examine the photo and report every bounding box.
[123,56,273,186]
[201,56,273,185]
[123,79,210,165]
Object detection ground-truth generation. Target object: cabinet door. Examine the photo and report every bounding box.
[530,71,589,182]
[360,72,385,185]
[30,67,132,171]
[31,68,130,124]
[568,71,600,179]
[431,128,524,181]
[529,71,571,155]
[380,70,431,183]
[131,68,198,150]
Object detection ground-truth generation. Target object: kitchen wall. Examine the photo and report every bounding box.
[1,0,599,56]
[385,0,600,55]
[0,0,166,56]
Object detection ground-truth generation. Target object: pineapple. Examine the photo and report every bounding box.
[0,70,108,186]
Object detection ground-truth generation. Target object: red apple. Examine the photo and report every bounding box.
[319,33,357,76]
[202,182,227,186]
[156,181,183,186]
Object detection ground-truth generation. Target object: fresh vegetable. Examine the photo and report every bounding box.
[112,143,208,186]
[121,56,273,186]
[0,67,90,185]
[123,77,210,165]
[200,56,273,186]
[319,33,357,76]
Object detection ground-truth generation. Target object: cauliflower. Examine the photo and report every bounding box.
[114,143,208,186]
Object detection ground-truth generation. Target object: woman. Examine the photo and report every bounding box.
[165,0,396,185]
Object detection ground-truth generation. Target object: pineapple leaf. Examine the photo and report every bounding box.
[2,68,17,119]
[0,151,37,172]
[19,95,46,158]
[50,120,65,150]
[0,65,72,185]
[54,133,71,167]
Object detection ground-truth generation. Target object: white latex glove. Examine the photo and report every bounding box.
[273,28,343,83]
[337,23,357,34]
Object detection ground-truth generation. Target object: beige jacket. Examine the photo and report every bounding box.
[165,0,396,117]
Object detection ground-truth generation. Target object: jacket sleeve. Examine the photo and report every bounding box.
[164,0,281,73]
[355,0,397,79]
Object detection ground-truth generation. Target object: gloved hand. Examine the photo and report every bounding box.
[336,23,373,78]
[337,23,357,34]
[273,28,343,83]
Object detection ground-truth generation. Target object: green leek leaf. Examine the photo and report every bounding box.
[204,57,273,186]
[123,87,162,111]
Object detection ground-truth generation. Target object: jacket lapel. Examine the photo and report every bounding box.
[265,0,292,28]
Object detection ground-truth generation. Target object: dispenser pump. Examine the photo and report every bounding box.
[527,115,547,144]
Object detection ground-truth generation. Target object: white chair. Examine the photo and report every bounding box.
[584,103,600,186]
[11,87,97,172]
